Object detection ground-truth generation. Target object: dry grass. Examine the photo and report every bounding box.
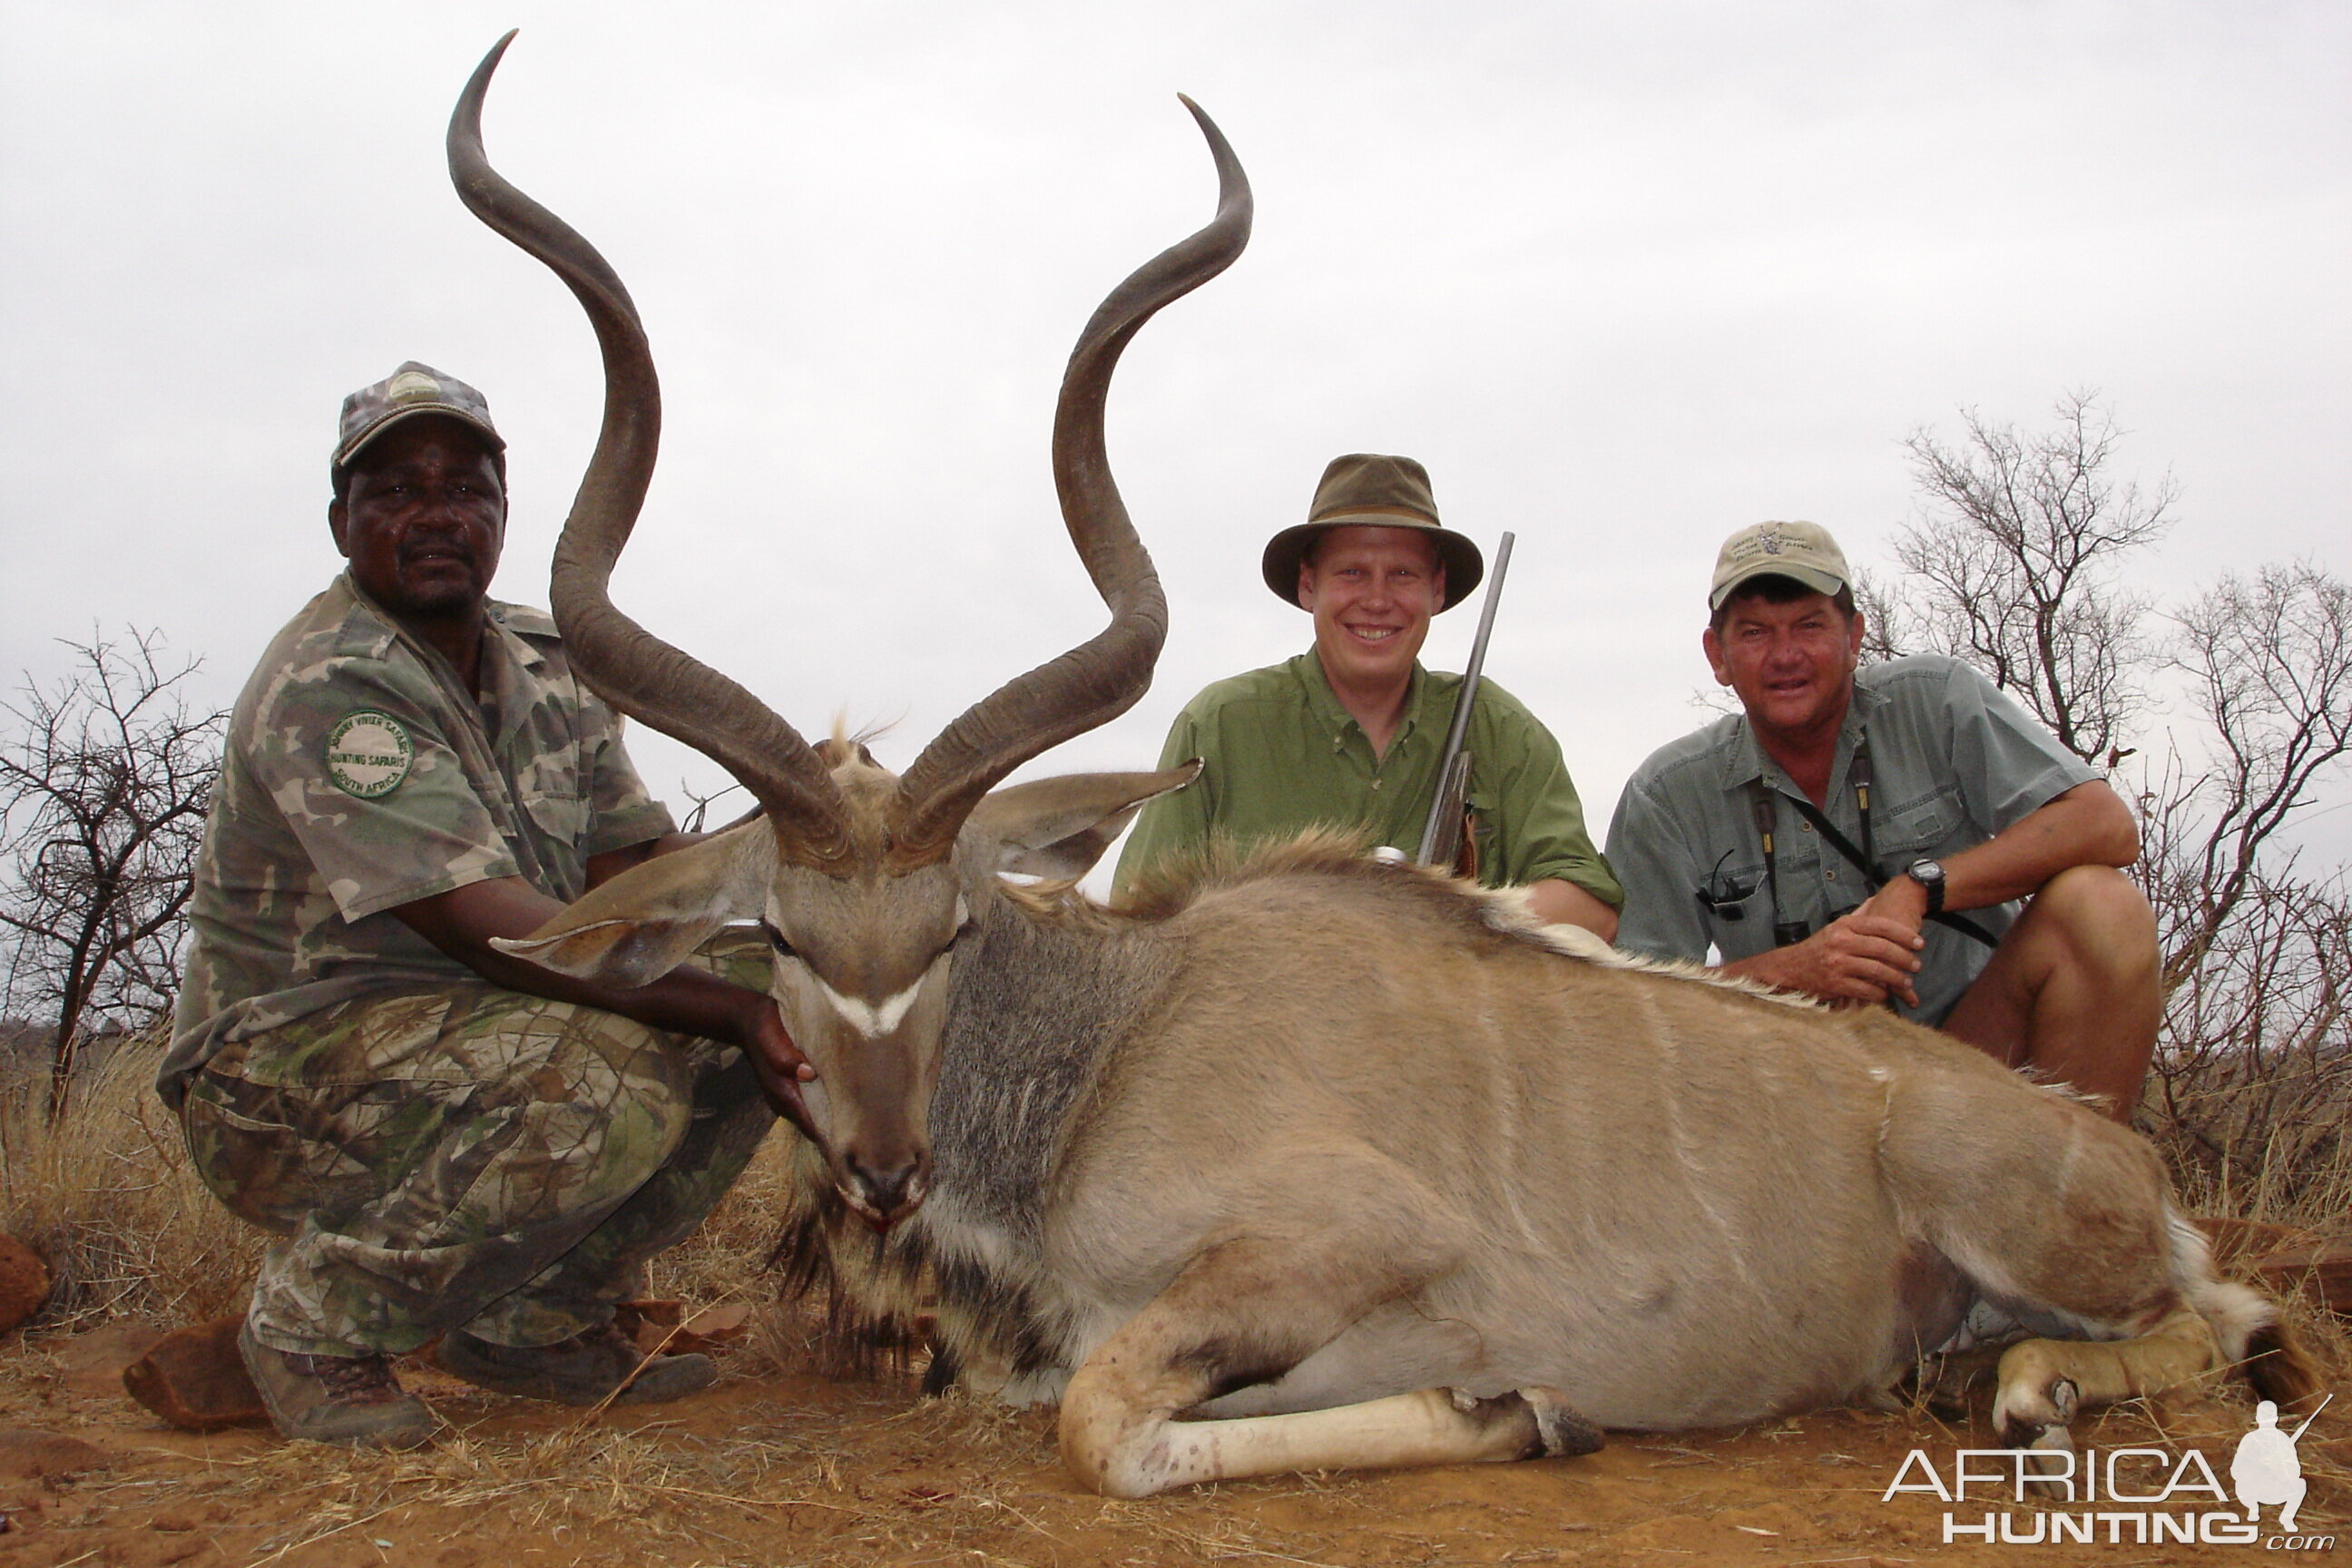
[2164,1110,2352,1237]
[54,1379,1406,1568]
[640,1125,803,1328]
[0,1031,260,1327]
[0,1035,835,1359]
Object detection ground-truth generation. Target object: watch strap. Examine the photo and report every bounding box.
[1906,858,1946,916]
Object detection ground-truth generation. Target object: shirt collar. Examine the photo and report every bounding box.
[484,603,546,672]
[1288,651,1431,752]
[335,572,540,718]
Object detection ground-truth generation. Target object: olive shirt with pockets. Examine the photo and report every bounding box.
[1112,652,1622,908]
[161,573,674,1107]
[1606,655,2099,1026]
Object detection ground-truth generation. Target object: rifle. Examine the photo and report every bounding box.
[1415,531,1514,872]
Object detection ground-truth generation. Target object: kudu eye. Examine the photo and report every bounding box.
[760,920,798,960]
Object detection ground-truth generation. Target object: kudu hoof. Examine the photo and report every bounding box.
[1524,1386,1607,1457]
[1994,1375,2079,1496]
[1450,1385,1605,1459]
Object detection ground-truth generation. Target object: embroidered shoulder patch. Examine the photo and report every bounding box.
[325,710,414,799]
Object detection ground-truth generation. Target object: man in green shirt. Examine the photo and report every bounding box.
[1113,454,1621,936]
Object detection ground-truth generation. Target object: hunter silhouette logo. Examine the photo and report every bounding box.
[2234,1396,2326,1533]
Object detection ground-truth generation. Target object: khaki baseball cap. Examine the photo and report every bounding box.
[1260,453,1485,612]
[332,361,505,471]
[1709,519,1852,610]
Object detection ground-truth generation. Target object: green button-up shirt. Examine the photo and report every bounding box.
[1112,652,1621,906]
[1606,654,2099,1024]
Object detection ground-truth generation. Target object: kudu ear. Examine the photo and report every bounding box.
[491,818,774,986]
[965,763,1201,880]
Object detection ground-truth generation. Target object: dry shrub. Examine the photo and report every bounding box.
[640,1122,831,1377]
[640,1122,808,1308]
[2141,863,2352,1231]
[0,1029,828,1343]
[0,1029,259,1326]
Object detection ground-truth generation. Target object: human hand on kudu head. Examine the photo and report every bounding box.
[740,997,819,1140]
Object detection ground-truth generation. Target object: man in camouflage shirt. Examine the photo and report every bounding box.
[166,363,809,1448]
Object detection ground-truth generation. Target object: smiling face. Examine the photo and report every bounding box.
[328,416,507,622]
[1703,587,1866,750]
[1298,524,1446,693]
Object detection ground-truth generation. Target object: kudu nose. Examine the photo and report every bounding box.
[845,1152,927,1223]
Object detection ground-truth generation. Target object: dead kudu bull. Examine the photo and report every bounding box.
[449,37,2315,1499]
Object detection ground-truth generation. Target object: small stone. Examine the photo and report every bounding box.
[0,1235,52,1333]
[615,1299,681,1356]
[615,1299,751,1356]
[677,1303,752,1352]
[121,1315,269,1431]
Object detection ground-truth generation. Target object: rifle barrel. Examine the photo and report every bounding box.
[1416,531,1514,865]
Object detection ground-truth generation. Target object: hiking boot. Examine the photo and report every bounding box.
[437,1322,717,1407]
[237,1320,435,1450]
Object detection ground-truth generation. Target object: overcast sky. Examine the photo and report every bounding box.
[4,2,2347,874]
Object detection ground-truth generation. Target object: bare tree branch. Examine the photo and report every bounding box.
[1882,395,2349,1206]
[1896,389,2174,766]
[0,630,226,1118]
[2157,563,2352,987]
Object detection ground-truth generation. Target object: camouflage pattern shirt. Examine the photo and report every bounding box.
[162,574,675,1107]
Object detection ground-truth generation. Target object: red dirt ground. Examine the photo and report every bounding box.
[0,1320,2340,1568]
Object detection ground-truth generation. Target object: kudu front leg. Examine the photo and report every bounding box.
[1057,1234,1600,1498]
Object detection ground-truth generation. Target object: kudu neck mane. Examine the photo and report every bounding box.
[929,889,1176,1243]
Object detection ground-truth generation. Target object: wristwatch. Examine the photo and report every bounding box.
[1905,858,1946,916]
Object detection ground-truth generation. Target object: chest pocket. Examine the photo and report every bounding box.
[522,789,590,845]
[1694,855,1769,926]
[514,735,589,842]
[1875,786,1961,866]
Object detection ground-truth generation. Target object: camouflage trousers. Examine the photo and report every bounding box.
[181,933,774,1359]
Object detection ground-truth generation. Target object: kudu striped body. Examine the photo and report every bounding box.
[449,37,2314,1498]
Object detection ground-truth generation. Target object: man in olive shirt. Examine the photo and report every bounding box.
[1114,454,1620,935]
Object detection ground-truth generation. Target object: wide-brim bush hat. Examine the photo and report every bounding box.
[1260,453,1485,612]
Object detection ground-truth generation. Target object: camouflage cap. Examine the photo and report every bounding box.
[333,361,505,472]
[1709,520,1852,611]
